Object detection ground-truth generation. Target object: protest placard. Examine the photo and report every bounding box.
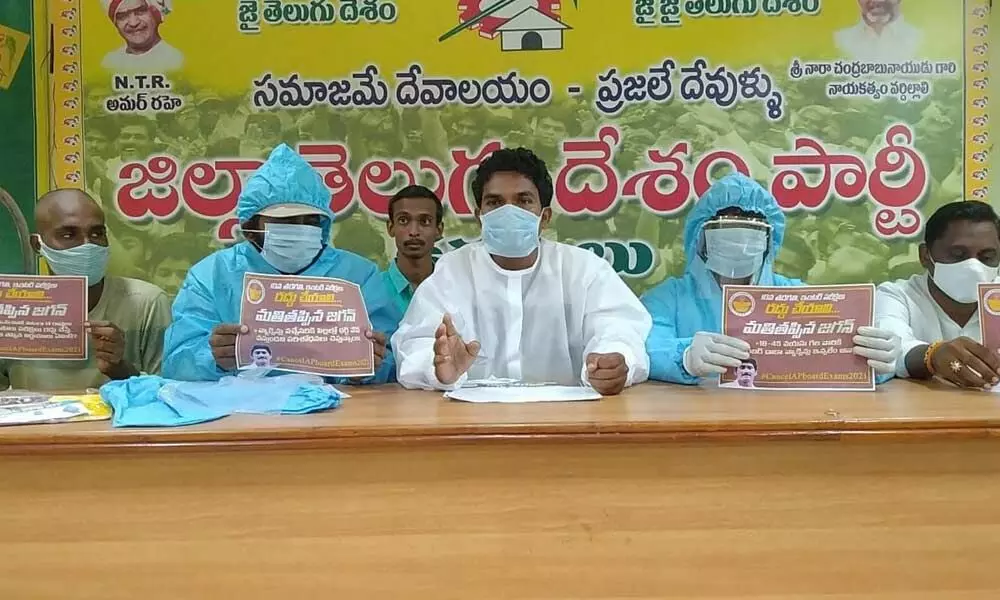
[978,283,1000,352]
[237,274,374,378]
[720,284,875,391]
[0,275,87,360]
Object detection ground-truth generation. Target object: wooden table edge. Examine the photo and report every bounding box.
[1,423,998,455]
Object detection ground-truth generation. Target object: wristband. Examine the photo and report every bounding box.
[923,341,942,376]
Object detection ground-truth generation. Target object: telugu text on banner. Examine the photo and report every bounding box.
[48,0,991,297]
[0,275,87,360]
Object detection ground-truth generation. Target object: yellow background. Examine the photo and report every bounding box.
[80,1,965,92]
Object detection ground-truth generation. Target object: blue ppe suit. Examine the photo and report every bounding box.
[162,144,401,383]
[641,173,801,385]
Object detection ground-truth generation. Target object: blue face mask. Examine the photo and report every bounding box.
[480,205,542,259]
[260,223,324,274]
[703,227,768,279]
[35,236,110,285]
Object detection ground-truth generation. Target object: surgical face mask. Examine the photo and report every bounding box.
[480,204,542,258]
[34,236,109,285]
[258,223,324,274]
[931,258,999,304]
[703,227,769,279]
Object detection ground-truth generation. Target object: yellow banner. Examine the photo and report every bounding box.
[50,0,989,296]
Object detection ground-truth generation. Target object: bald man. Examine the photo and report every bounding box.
[0,189,172,391]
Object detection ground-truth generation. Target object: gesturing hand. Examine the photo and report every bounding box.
[210,324,248,371]
[433,313,480,385]
[586,352,628,395]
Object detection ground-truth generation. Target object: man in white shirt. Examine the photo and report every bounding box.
[834,0,922,62]
[875,201,1000,389]
[101,0,183,73]
[392,148,652,395]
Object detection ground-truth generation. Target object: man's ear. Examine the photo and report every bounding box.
[540,207,553,230]
[918,242,933,273]
[385,218,394,236]
[29,234,41,255]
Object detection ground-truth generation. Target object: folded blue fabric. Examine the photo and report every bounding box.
[100,374,344,427]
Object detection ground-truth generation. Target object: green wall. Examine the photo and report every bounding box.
[0,0,37,274]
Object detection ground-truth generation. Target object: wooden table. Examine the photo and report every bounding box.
[1,381,999,599]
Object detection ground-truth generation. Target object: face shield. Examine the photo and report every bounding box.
[700,216,772,280]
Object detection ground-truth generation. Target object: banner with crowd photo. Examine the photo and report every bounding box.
[47,0,991,298]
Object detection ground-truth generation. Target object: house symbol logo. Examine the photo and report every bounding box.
[442,0,573,52]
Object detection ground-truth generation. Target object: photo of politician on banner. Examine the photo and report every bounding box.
[49,1,989,299]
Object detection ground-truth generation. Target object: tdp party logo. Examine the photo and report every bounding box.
[443,0,576,52]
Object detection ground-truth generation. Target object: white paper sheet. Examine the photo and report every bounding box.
[445,385,602,404]
[0,401,87,426]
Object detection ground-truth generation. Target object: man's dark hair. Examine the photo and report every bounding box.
[251,344,271,354]
[740,358,758,370]
[924,201,1000,247]
[714,207,767,221]
[471,147,553,209]
[117,115,156,139]
[388,185,443,225]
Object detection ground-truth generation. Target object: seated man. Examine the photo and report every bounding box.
[162,144,400,382]
[876,201,1000,389]
[1,189,171,391]
[392,148,651,395]
[642,173,899,384]
[383,185,443,316]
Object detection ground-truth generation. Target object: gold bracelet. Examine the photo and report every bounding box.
[923,341,942,376]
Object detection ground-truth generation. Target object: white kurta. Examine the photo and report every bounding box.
[834,18,922,63]
[392,240,652,390]
[875,273,995,378]
[102,40,184,73]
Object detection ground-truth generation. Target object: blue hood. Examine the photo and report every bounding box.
[237,144,334,239]
[641,173,804,386]
[683,172,786,276]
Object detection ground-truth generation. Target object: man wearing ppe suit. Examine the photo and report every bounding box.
[162,144,400,383]
[642,173,900,385]
[1,189,172,391]
[875,201,1000,389]
[392,148,651,395]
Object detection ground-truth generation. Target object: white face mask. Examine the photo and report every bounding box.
[931,258,999,304]
[34,235,110,285]
[703,227,768,279]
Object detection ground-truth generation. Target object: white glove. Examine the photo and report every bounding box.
[682,332,751,378]
[852,326,901,375]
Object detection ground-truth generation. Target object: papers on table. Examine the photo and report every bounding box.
[0,393,111,426]
[445,383,602,404]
